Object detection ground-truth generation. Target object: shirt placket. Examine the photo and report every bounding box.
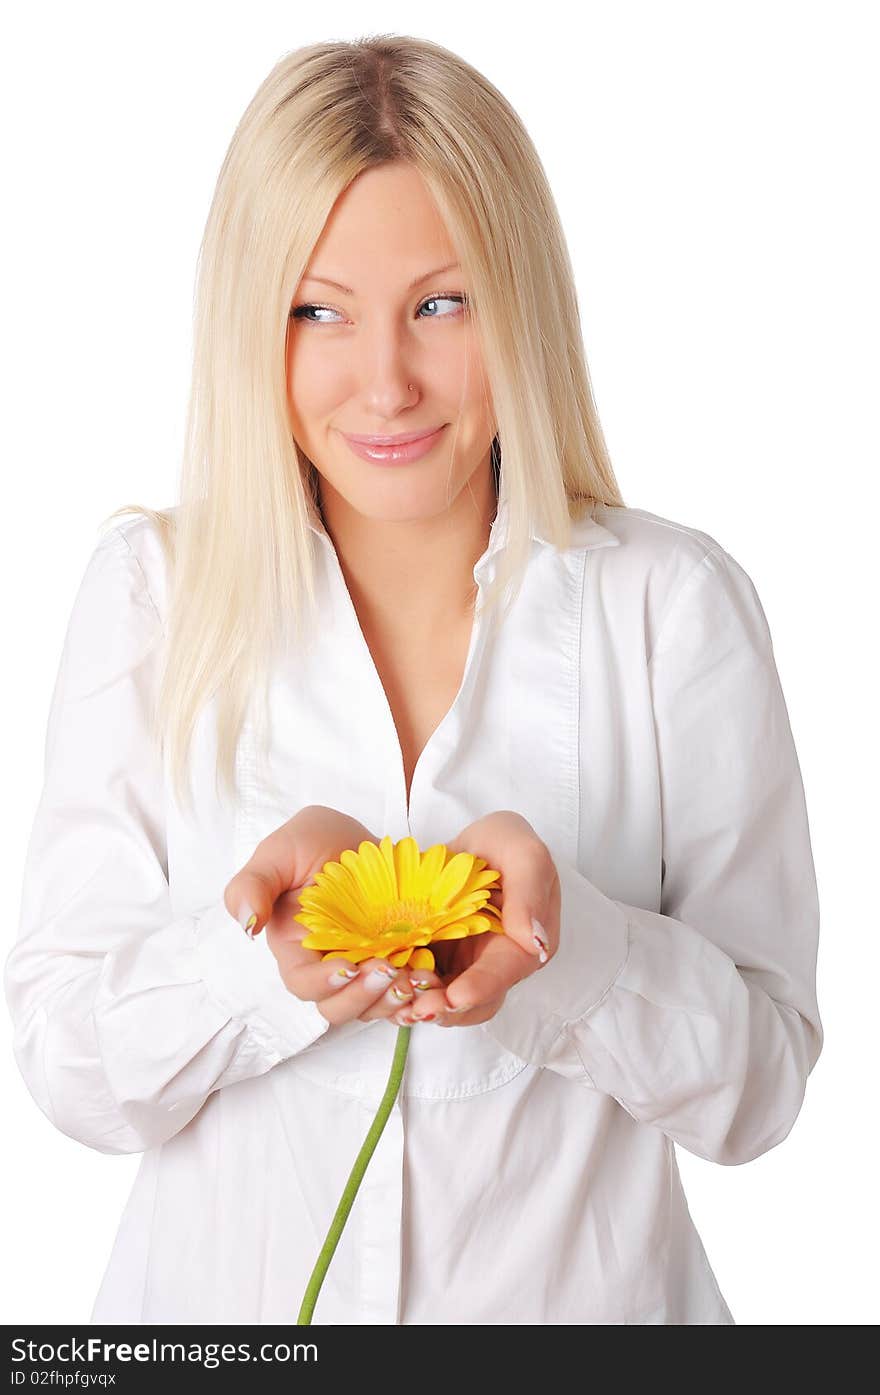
[316,540,504,1323]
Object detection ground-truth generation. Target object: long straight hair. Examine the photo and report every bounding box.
[105,34,625,817]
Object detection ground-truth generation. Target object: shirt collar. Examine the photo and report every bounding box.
[304,480,620,575]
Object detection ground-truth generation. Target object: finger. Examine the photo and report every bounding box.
[446,828,558,964]
[262,892,372,1001]
[361,954,463,1024]
[264,920,331,991]
[406,965,445,997]
[390,984,449,1025]
[434,990,508,1028]
[357,963,416,1021]
[263,886,307,938]
[443,932,537,1014]
[222,806,379,937]
[223,839,309,938]
[494,856,559,963]
[317,959,415,1026]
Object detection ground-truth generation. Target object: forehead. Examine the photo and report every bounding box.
[305,163,460,289]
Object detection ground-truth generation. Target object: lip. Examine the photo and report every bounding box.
[339,423,447,465]
[343,425,445,445]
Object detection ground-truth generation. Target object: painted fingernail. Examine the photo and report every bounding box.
[410,979,432,992]
[363,965,397,992]
[395,1010,417,1025]
[389,982,414,1002]
[446,1003,472,1014]
[531,918,549,963]
[238,903,258,939]
[328,965,360,987]
[412,1012,436,1022]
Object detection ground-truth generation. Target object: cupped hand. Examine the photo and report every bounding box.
[222,805,446,1026]
[399,811,560,1029]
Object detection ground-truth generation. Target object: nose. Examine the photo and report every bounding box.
[358,316,420,419]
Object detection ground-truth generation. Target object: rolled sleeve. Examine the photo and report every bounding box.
[193,899,331,1056]
[480,858,630,1071]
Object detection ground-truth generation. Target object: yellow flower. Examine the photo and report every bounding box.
[292,834,503,973]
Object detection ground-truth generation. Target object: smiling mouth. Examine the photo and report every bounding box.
[339,424,448,464]
[341,425,446,446]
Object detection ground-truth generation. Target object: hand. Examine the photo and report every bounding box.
[222,805,447,1026]
[408,811,560,1029]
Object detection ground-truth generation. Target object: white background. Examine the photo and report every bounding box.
[2,1,877,1326]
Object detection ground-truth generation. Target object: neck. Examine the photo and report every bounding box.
[318,460,498,633]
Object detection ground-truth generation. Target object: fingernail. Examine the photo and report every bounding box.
[412,1012,436,1022]
[328,965,359,987]
[410,979,432,992]
[531,917,549,964]
[446,1003,472,1014]
[238,903,258,939]
[389,981,414,1002]
[363,965,397,992]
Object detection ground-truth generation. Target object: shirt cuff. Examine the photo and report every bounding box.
[193,898,332,1058]
[479,856,631,1068]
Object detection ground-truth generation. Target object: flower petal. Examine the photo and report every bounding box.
[318,860,370,904]
[430,921,471,941]
[301,930,372,951]
[379,835,400,894]
[323,945,375,965]
[294,905,369,938]
[408,947,435,971]
[461,914,498,933]
[393,836,421,897]
[468,867,502,892]
[438,893,492,926]
[300,878,374,931]
[415,843,447,896]
[338,844,390,906]
[432,852,477,907]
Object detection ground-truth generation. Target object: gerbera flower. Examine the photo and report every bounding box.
[292,833,503,972]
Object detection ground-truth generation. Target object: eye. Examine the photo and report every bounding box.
[417,293,468,319]
[288,293,469,324]
[289,303,342,324]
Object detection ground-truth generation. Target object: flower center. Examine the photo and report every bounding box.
[377,901,432,938]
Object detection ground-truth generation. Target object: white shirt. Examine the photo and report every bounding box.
[4,493,823,1325]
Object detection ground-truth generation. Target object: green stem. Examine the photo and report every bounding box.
[296,1024,412,1325]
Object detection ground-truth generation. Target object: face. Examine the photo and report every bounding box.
[286,161,496,529]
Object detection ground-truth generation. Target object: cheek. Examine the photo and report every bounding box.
[287,337,348,418]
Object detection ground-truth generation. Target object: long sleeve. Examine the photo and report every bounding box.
[4,527,336,1156]
[482,545,824,1166]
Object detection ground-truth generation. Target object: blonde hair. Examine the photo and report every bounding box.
[104,33,625,817]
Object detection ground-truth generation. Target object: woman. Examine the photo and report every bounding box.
[4,35,822,1324]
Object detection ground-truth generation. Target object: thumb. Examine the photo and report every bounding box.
[497,878,550,965]
[223,868,282,940]
[223,825,316,940]
[221,809,338,937]
[222,807,381,940]
[445,827,550,965]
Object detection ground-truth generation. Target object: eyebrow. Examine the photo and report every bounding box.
[300,262,461,296]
